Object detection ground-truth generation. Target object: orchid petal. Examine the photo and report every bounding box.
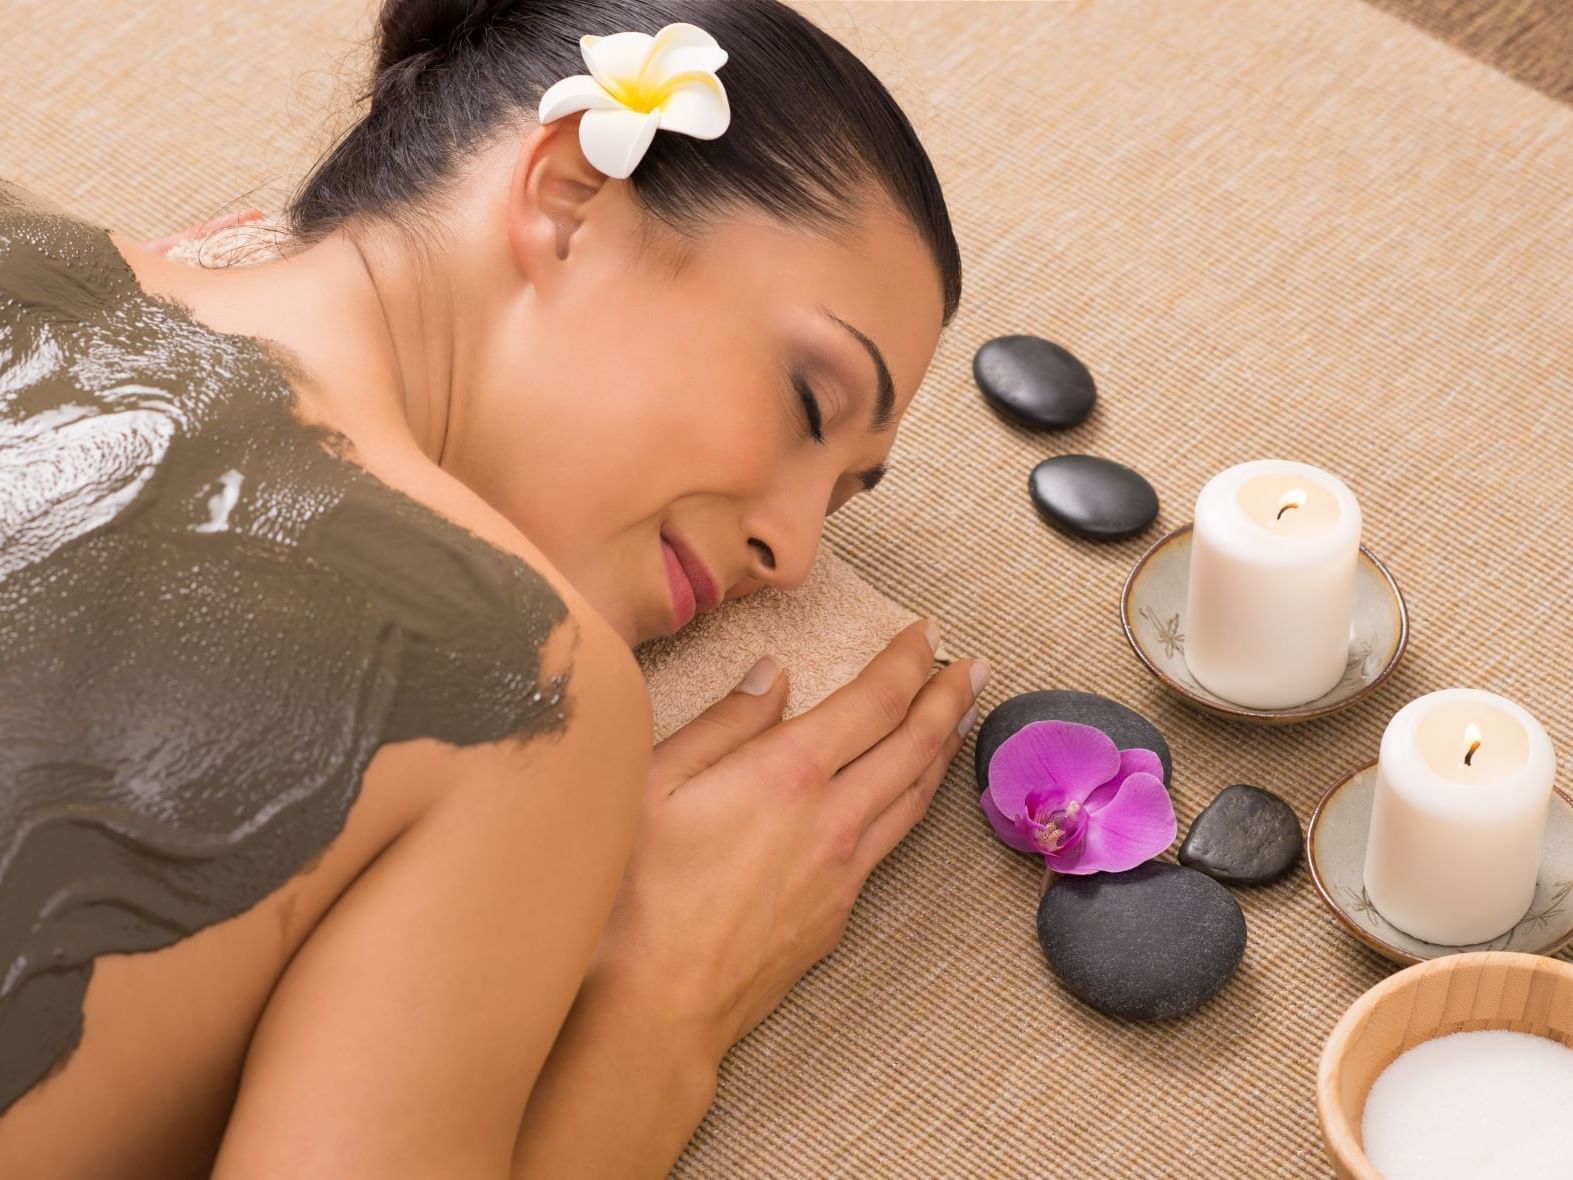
[980,788,1040,854]
[537,74,624,124]
[1072,771,1177,874]
[985,721,1121,816]
[1043,842,1089,874]
[1084,746,1167,812]
[1013,814,1044,847]
[1116,745,1165,785]
[580,31,654,95]
[984,736,1060,821]
[577,108,661,179]
[654,74,730,140]
[1022,786,1059,820]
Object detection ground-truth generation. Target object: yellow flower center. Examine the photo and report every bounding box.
[606,75,672,114]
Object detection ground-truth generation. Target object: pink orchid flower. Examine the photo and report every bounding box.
[980,720,1176,874]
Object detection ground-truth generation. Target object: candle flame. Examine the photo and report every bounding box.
[1275,488,1307,521]
[1464,722,1482,768]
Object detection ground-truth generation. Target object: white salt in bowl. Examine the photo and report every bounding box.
[1317,951,1573,1179]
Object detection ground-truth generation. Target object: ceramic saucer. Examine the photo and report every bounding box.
[1119,524,1407,725]
[1306,762,1573,965]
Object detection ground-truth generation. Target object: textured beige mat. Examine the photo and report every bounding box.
[4,1,1572,1176]
[1366,0,1573,102]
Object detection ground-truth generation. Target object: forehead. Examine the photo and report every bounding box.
[678,203,946,406]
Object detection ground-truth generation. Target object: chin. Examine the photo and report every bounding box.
[569,563,667,648]
[617,603,657,650]
[609,609,644,650]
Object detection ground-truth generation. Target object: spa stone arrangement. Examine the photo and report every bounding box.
[970,333,1569,1171]
[975,335,1159,541]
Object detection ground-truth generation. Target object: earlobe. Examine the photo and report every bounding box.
[505,117,608,279]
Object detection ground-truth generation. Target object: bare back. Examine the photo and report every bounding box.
[0,179,648,1175]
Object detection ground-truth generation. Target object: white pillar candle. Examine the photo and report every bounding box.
[1183,460,1361,709]
[1364,689,1556,945]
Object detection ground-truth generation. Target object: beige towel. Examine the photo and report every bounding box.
[165,222,921,741]
[637,548,922,741]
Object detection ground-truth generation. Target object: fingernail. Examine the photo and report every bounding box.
[956,703,980,739]
[737,654,781,695]
[923,618,941,653]
[969,658,990,697]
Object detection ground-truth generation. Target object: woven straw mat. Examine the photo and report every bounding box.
[2,1,1571,1175]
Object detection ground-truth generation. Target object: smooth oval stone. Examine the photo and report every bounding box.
[973,335,1096,430]
[1179,784,1303,885]
[1037,862,1246,1021]
[1029,454,1158,541]
[975,690,1172,791]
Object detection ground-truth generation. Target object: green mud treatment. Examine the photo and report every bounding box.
[0,180,573,1113]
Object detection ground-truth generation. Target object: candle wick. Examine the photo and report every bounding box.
[1276,503,1298,521]
[1465,740,1481,767]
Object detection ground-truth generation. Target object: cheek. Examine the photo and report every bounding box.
[471,297,783,538]
[550,296,783,491]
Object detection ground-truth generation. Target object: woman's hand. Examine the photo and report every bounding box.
[596,617,987,1071]
[511,619,985,1176]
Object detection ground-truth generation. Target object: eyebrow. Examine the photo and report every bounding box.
[821,307,896,434]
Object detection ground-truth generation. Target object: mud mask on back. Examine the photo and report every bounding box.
[0,180,573,1113]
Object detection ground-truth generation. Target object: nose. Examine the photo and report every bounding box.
[743,477,831,594]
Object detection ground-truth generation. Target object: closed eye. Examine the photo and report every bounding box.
[792,372,826,445]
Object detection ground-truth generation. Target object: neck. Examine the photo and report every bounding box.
[329,226,458,464]
[128,219,458,465]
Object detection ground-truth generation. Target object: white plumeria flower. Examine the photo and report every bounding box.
[537,22,730,180]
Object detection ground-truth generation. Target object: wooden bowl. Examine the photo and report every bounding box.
[1316,951,1573,1179]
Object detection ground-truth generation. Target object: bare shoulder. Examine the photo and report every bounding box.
[336,430,654,766]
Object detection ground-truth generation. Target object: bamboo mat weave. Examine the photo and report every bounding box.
[1366,0,1573,103]
[3,1,1571,1175]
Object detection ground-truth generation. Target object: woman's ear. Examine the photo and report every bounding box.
[506,117,608,285]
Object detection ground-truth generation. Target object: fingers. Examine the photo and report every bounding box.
[781,617,943,776]
[648,655,789,792]
[849,668,984,877]
[835,654,987,837]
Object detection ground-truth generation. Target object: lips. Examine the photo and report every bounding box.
[660,530,720,630]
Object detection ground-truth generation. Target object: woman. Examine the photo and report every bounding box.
[0,0,985,1174]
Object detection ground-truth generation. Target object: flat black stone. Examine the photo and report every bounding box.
[1029,454,1158,541]
[973,335,1096,430]
[975,690,1171,791]
[1037,862,1246,1021]
[1179,784,1302,885]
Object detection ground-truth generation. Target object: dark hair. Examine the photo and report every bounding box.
[288,0,961,321]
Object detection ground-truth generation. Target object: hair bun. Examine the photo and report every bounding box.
[376,0,517,73]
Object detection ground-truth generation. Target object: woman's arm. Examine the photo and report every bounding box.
[511,962,720,1176]
[513,621,984,1177]
[211,609,652,1179]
